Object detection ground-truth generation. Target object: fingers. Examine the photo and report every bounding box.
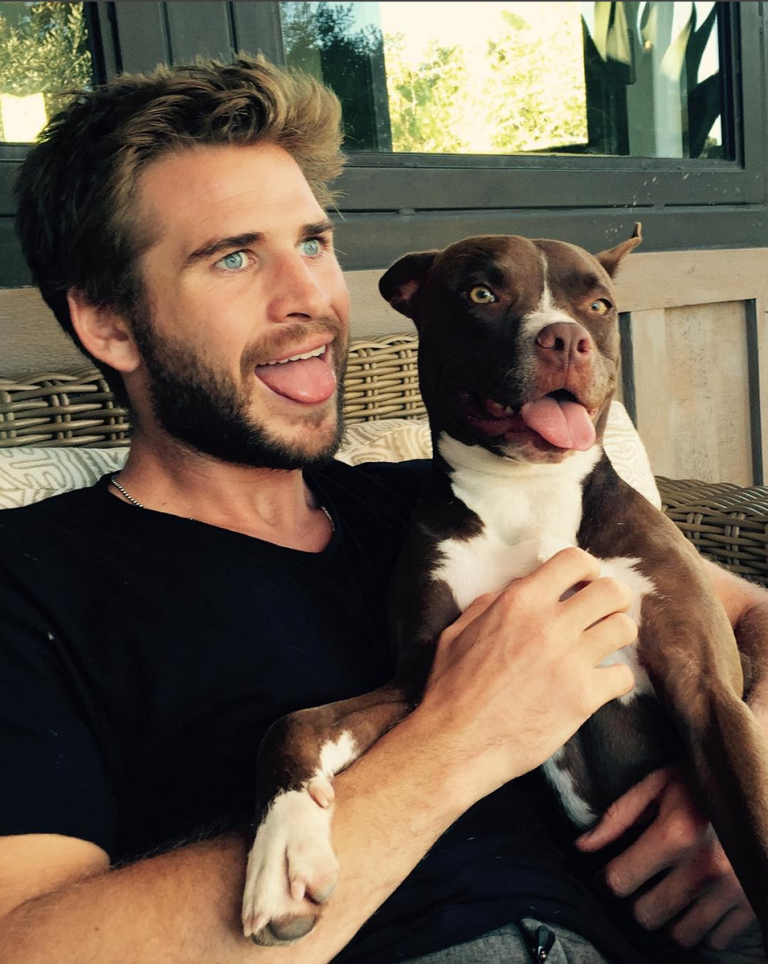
[666,877,752,949]
[518,546,602,601]
[701,905,759,952]
[576,768,673,852]
[583,611,638,664]
[602,780,710,900]
[448,549,634,652]
[631,834,723,930]
[594,662,636,707]
[575,768,755,953]
[521,548,635,635]
[563,572,635,629]
[500,549,635,640]
[601,809,691,898]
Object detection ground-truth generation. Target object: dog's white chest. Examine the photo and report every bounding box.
[433,435,657,702]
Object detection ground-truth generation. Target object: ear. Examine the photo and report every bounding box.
[378,251,437,323]
[595,222,642,278]
[67,289,142,375]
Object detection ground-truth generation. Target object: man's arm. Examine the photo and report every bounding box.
[576,559,768,952]
[1,548,636,964]
[0,716,483,964]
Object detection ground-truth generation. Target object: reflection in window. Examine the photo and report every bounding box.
[279,1,728,160]
[582,2,724,158]
[0,1,92,144]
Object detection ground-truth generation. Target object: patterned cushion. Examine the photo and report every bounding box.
[335,403,662,509]
[603,402,661,508]
[0,446,128,509]
[0,402,660,510]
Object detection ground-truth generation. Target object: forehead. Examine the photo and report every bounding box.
[439,235,540,276]
[435,235,612,298]
[136,142,325,247]
[534,238,612,295]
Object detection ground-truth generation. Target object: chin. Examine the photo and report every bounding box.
[497,434,579,465]
[272,413,344,465]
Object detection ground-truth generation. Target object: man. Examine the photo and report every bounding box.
[0,56,765,964]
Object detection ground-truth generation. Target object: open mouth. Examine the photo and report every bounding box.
[254,342,337,405]
[456,387,596,451]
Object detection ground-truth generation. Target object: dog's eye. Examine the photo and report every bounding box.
[589,299,611,315]
[469,285,497,304]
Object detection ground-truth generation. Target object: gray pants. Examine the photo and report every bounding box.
[403,918,766,964]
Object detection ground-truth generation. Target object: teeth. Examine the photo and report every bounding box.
[264,345,327,366]
[485,398,516,418]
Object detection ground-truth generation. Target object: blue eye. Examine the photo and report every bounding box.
[301,238,322,257]
[218,251,246,271]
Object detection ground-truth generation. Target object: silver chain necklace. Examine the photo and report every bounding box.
[109,474,336,534]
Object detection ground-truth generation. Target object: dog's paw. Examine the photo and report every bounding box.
[241,786,339,945]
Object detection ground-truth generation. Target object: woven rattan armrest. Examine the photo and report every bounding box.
[0,334,424,447]
[657,477,768,586]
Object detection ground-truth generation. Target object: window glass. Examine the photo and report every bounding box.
[280,1,728,159]
[0,1,92,144]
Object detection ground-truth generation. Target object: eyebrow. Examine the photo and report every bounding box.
[183,219,336,267]
[184,232,263,267]
[303,218,335,239]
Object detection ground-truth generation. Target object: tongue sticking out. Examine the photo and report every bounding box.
[520,397,596,451]
[255,358,337,405]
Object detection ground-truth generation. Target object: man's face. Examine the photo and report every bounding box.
[129,142,350,469]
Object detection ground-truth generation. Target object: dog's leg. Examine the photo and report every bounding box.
[674,689,768,949]
[644,600,768,949]
[731,599,768,708]
[242,685,411,945]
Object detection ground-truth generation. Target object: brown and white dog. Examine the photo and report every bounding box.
[241,227,768,951]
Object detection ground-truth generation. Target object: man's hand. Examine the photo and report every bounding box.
[418,547,638,802]
[575,766,757,951]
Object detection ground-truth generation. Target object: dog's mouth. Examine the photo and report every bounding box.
[456,388,597,451]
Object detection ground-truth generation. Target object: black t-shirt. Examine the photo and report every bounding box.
[0,461,666,963]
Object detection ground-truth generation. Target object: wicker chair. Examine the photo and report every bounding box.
[3,333,768,586]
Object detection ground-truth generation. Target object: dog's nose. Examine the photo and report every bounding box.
[535,323,593,366]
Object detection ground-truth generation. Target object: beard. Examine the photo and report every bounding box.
[129,301,348,470]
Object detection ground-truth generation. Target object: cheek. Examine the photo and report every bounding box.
[336,286,351,324]
[593,324,620,364]
[328,268,350,322]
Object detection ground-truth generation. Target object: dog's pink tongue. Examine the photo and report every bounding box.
[255,358,336,404]
[520,397,596,450]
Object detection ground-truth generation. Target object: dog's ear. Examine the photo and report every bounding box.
[379,251,437,321]
[595,222,642,278]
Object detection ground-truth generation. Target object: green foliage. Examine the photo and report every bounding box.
[282,0,587,156]
[0,1,91,140]
[385,36,470,153]
[385,5,587,155]
[485,11,587,153]
[281,1,389,150]
[0,2,90,95]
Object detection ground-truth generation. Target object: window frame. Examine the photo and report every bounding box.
[332,1,760,208]
[0,1,765,284]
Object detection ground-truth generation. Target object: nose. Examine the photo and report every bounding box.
[535,322,593,368]
[267,252,333,323]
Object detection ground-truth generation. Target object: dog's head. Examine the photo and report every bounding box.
[379,227,641,464]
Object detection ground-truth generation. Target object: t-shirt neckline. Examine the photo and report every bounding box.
[95,471,340,559]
